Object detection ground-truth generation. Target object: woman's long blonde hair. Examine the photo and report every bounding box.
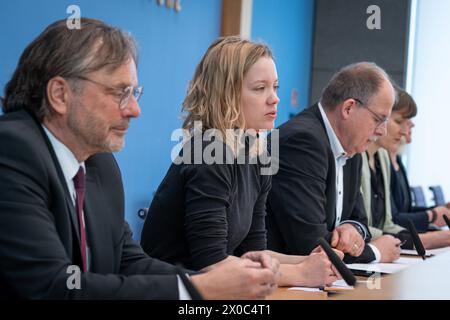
[182,36,273,139]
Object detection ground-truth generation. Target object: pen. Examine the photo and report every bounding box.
[396,240,407,247]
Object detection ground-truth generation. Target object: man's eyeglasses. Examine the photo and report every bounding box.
[73,76,143,110]
[351,98,389,128]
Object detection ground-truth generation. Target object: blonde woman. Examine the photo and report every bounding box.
[141,36,341,288]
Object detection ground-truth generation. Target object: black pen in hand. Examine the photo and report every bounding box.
[396,240,407,247]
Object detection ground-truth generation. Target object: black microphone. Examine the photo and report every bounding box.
[405,219,426,260]
[443,214,450,230]
[318,237,356,286]
[176,267,204,300]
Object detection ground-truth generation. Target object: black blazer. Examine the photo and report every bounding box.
[0,110,180,299]
[141,140,269,271]
[266,104,374,262]
[390,156,430,232]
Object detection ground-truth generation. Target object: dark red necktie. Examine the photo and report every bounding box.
[73,167,87,272]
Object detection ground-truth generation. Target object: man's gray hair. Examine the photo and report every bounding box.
[1,18,138,121]
[320,62,393,109]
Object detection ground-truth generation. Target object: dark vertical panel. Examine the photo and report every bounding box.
[310,0,410,103]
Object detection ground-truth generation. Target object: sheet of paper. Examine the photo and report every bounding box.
[427,247,450,255]
[346,257,422,274]
[288,287,323,292]
[401,247,450,257]
[288,279,353,292]
[393,257,423,265]
[401,249,433,257]
[329,279,352,288]
[324,279,354,291]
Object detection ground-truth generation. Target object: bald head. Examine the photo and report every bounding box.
[320,62,395,110]
[319,62,396,157]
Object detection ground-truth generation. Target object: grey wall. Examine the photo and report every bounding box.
[310,0,411,103]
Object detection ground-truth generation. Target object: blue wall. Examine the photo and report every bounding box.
[252,0,315,126]
[0,0,222,239]
[0,0,315,240]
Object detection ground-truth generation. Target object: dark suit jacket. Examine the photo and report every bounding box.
[0,110,180,299]
[266,104,374,262]
[390,156,430,232]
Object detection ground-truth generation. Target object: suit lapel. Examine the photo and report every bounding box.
[309,104,337,228]
[310,104,328,134]
[398,156,412,209]
[84,166,114,272]
[34,116,81,244]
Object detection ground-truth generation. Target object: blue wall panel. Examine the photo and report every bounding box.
[0,0,221,239]
[252,0,315,126]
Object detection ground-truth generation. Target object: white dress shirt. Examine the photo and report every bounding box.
[317,104,380,262]
[318,103,347,227]
[42,126,91,269]
[42,125,191,298]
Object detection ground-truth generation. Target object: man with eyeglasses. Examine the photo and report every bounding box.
[0,18,277,300]
[266,62,400,264]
